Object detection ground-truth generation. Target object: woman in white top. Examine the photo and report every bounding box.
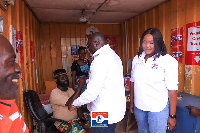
[130,28,178,133]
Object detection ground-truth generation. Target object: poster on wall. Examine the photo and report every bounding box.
[16,31,23,63]
[186,21,200,65]
[104,35,118,54]
[61,43,68,58]
[171,27,183,63]
[10,25,18,63]
[71,45,78,55]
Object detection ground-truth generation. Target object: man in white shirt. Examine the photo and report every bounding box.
[67,32,126,133]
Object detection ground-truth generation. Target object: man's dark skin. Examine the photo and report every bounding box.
[185,105,200,117]
[66,32,105,111]
[54,73,87,125]
[65,77,86,111]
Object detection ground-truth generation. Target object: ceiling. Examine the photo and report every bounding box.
[24,0,168,24]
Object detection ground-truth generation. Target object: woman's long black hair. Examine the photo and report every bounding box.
[138,28,167,60]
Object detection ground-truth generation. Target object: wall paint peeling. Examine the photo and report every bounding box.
[184,65,192,94]
[185,65,192,76]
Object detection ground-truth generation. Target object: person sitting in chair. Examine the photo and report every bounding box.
[50,69,91,133]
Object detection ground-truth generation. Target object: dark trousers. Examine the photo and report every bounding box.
[92,123,117,133]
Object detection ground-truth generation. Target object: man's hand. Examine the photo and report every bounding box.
[167,117,176,130]
[65,97,75,112]
[185,105,200,117]
[129,102,134,113]
[65,77,86,111]
[68,105,76,112]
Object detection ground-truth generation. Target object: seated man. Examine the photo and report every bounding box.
[50,69,91,133]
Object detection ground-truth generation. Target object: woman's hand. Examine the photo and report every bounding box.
[167,117,176,130]
[130,102,134,113]
[168,90,177,130]
[129,82,134,113]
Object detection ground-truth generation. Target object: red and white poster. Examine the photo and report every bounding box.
[186,21,200,65]
[16,31,23,63]
[104,35,118,54]
[171,28,183,63]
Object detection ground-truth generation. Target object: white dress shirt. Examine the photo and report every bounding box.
[72,44,126,124]
[130,51,178,112]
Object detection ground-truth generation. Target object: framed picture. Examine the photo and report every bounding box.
[71,45,78,55]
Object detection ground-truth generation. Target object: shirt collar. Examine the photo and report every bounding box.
[93,44,110,58]
[139,51,146,61]
[139,51,161,61]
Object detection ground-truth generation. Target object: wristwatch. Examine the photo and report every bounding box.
[169,114,176,119]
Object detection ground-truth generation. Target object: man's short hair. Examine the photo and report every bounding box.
[53,69,67,79]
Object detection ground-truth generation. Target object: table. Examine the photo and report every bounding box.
[167,92,200,133]
[38,94,52,114]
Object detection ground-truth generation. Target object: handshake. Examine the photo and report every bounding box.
[65,77,87,112]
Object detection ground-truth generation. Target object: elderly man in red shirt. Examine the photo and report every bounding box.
[0,34,29,133]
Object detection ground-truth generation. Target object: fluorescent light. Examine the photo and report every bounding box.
[79,16,87,22]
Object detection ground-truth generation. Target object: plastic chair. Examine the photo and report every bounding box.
[24,90,72,133]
